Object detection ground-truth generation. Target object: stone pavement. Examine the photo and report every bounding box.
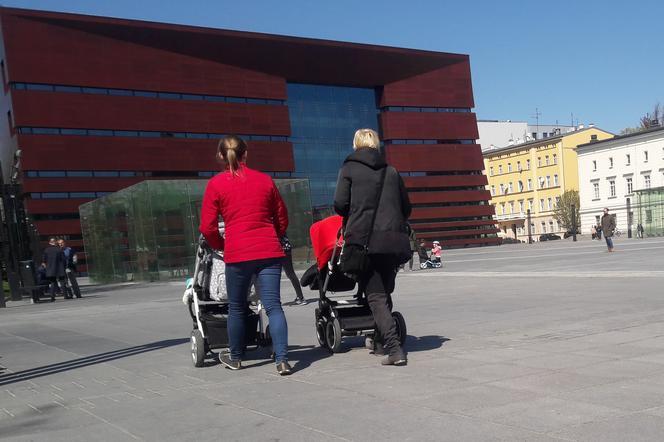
[1,236,664,441]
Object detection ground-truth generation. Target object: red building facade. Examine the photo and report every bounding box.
[0,7,498,271]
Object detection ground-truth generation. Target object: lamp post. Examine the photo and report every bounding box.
[526,209,533,244]
[626,197,632,238]
[571,204,577,242]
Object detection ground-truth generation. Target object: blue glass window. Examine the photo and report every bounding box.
[287,83,379,208]
[67,171,93,177]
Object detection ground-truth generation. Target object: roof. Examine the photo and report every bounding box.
[576,125,664,150]
[482,126,613,157]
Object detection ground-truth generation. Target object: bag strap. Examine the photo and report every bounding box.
[364,166,387,250]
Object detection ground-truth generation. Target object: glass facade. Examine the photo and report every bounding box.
[287,83,379,209]
[636,186,664,237]
[80,179,313,283]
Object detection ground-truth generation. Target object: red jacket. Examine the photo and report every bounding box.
[199,164,288,264]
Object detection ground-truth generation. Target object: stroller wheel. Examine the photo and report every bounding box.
[315,316,328,349]
[392,311,407,347]
[325,318,343,353]
[420,262,427,270]
[191,329,206,368]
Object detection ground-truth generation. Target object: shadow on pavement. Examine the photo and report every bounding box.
[405,335,450,353]
[0,338,188,386]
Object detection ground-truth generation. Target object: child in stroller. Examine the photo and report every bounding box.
[300,215,407,353]
[183,235,271,367]
[418,240,442,269]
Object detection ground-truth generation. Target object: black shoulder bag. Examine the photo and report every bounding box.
[339,166,387,278]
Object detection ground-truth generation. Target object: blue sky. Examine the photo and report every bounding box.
[4,0,663,133]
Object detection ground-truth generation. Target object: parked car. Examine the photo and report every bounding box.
[539,233,561,241]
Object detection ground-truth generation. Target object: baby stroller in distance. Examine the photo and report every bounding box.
[184,235,271,367]
[418,244,442,269]
[300,216,407,353]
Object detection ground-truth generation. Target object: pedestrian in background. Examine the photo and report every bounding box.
[58,239,81,298]
[42,237,66,302]
[281,235,306,305]
[637,223,644,239]
[407,225,417,271]
[596,224,602,240]
[600,208,616,252]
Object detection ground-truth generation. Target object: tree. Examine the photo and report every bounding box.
[620,103,663,135]
[553,190,581,232]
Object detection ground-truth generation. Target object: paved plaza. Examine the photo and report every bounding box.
[2,237,664,441]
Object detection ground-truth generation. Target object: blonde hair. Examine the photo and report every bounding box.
[217,135,248,175]
[353,128,380,150]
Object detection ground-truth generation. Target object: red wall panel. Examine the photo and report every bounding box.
[411,205,494,219]
[417,236,501,247]
[381,112,479,140]
[412,219,498,230]
[18,135,294,172]
[26,199,91,214]
[12,91,291,135]
[386,145,484,172]
[23,177,144,192]
[35,219,81,235]
[402,175,488,188]
[1,13,287,99]
[408,190,491,204]
[417,228,499,239]
[381,61,475,108]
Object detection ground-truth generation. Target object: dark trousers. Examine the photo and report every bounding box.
[361,255,400,355]
[48,277,66,299]
[282,253,304,299]
[66,268,81,298]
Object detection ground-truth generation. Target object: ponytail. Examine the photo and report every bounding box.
[217,135,248,176]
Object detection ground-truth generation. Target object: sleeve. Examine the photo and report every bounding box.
[271,181,289,237]
[199,181,225,250]
[42,250,47,265]
[333,165,351,217]
[397,172,412,219]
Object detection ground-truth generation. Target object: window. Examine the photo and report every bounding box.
[547,198,552,210]
[527,179,532,190]
[543,132,548,138]
[528,199,533,211]
[545,156,550,166]
[539,177,545,189]
[499,183,505,194]
[489,167,493,176]
[509,201,514,214]
[508,182,513,193]
[518,180,524,192]
[508,163,512,172]
[500,203,505,215]
[553,174,559,186]
[626,154,631,165]
[609,180,616,197]
[531,222,536,234]
[609,157,613,168]
[555,196,560,206]
[526,159,531,170]
[541,221,546,233]
[593,160,597,171]
[537,157,542,167]
[626,177,633,194]
[532,132,538,140]
[645,175,651,189]
[490,185,495,196]
[553,154,557,165]
[549,221,554,232]
[498,165,503,174]
[545,176,551,187]
[644,151,649,162]
[519,200,524,213]
[539,199,545,211]
[593,182,600,199]
[517,161,521,171]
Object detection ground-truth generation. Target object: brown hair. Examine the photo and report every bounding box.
[217,135,248,175]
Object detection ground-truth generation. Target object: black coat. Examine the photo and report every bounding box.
[333,148,412,260]
[42,245,65,278]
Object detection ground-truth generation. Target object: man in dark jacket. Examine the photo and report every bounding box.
[58,239,81,298]
[42,237,66,302]
[600,208,616,252]
[334,128,411,366]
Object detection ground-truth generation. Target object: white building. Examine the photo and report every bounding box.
[478,120,576,151]
[577,126,664,234]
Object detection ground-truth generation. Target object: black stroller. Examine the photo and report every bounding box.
[184,236,271,367]
[300,216,407,353]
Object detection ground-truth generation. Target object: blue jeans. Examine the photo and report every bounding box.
[225,258,288,363]
[605,236,613,250]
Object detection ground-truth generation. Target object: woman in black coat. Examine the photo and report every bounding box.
[333,128,412,366]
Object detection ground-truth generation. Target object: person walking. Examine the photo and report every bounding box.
[200,135,292,375]
[600,208,616,252]
[407,225,418,271]
[281,235,306,305]
[42,237,66,302]
[334,128,412,366]
[637,223,644,239]
[58,239,81,298]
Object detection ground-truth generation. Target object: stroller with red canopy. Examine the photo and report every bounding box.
[300,215,407,353]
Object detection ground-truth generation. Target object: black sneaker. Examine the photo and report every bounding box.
[381,348,407,366]
[276,361,292,376]
[293,297,307,306]
[219,353,242,370]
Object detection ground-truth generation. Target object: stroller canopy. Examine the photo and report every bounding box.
[310,215,343,270]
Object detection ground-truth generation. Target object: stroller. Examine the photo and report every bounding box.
[184,235,271,367]
[300,216,407,353]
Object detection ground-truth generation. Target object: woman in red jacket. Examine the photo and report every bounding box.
[200,135,292,375]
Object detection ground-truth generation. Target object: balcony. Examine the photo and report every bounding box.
[495,212,526,221]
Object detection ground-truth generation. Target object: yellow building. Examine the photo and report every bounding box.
[483,127,613,241]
